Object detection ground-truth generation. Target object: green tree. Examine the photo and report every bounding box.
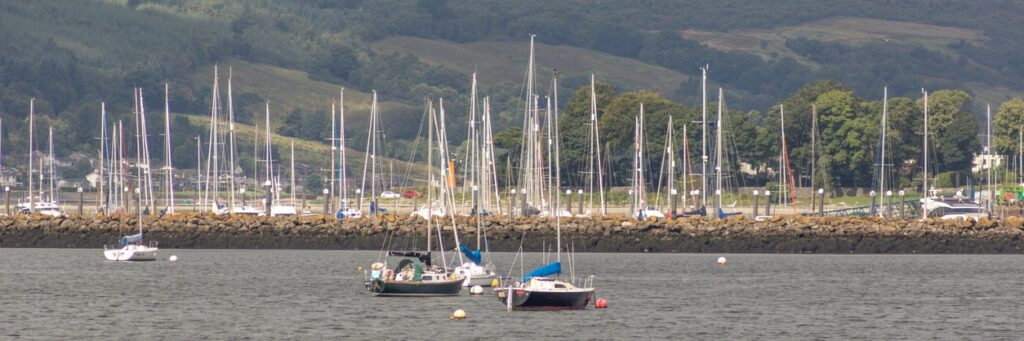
[926,89,978,174]
[557,81,616,186]
[994,97,1024,156]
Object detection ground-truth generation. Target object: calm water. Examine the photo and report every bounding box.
[2,249,1023,340]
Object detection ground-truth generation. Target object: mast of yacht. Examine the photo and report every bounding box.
[290,141,296,206]
[484,97,502,214]
[715,88,724,217]
[47,126,55,204]
[330,101,336,212]
[99,103,106,212]
[164,84,174,213]
[227,68,237,212]
[28,98,35,213]
[880,87,889,216]
[203,67,220,212]
[553,78,562,262]
[587,74,607,216]
[701,65,709,216]
[922,89,929,219]
[427,100,434,260]
[667,116,675,217]
[264,102,273,213]
[810,104,817,212]
[683,124,691,211]
[987,104,994,213]
[339,88,348,210]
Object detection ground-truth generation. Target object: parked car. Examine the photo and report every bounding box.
[402,190,421,198]
[380,191,401,199]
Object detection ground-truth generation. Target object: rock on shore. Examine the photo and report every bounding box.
[0,213,1022,253]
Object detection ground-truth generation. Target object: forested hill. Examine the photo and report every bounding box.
[1,0,1022,175]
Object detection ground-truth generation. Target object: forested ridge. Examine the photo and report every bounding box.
[1,0,1022,190]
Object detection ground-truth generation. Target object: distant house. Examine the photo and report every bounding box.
[972,153,1004,173]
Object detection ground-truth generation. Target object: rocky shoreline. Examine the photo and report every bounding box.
[1,214,1023,253]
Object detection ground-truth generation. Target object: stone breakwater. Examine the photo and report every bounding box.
[1,214,1023,253]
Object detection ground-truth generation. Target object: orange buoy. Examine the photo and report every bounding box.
[595,298,608,309]
[450,309,467,319]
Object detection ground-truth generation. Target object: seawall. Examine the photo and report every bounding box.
[1,214,1023,253]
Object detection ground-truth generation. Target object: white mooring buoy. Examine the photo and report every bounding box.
[470,285,484,295]
[169,255,178,262]
[717,256,727,265]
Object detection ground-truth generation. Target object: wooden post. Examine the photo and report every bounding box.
[77,187,84,216]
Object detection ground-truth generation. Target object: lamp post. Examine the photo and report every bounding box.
[714,189,722,220]
[898,190,906,218]
[323,188,330,216]
[565,189,572,214]
[124,186,130,214]
[510,189,516,217]
[520,188,527,216]
[77,187,83,216]
[355,188,362,213]
[578,189,584,216]
[4,186,9,216]
[764,190,771,216]
[753,189,760,217]
[869,190,877,216]
[240,188,246,206]
[817,188,825,215]
[886,190,893,218]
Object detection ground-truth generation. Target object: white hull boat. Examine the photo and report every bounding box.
[104,244,158,261]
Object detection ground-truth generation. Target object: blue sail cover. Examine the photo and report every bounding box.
[459,245,482,264]
[119,233,142,245]
[522,261,561,282]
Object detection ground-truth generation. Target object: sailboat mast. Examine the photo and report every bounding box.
[683,124,689,211]
[810,104,817,209]
[99,103,106,211]
[29,98,34,213]
[880,87,888,215]
[227,68,236,211]
[716,88,724,216]
[553,75,561,262]
[701,65,709,216]
[331,101,336,211]
[426,100,434,258]
[290,141,296,205]
[339,88,348,209]
[922,89,929,211]
[667,116,675,217]
[986,104,993,210]
[165,84,174,213]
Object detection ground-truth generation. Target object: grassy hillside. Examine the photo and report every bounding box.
[182,114,429,186]
[373,36,689,95]
[679,17,1020,110]
[187,59,416,134]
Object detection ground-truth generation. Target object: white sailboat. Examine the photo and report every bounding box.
[105,89,159,261]
[17,100,65,217]
[632,104,664,220]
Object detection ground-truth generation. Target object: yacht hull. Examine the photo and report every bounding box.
[368,279,464,297]
[496,287,594,310]
[104,246,158,261]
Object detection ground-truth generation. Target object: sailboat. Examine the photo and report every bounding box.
[632,104,665,220]
[258,102,296,217]
[494,35,596,311]
[104,90,159,261]
[335,88,362,219]
[364,99,463,296]
[16,100,66,217]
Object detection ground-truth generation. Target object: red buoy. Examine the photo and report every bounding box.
[595,298,608,309]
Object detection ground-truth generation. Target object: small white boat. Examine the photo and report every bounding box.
[17,201,66,218]
[336,207,362,219]
[453,262,499,287]
[410,205,445,219]
[104,243,159,261]
[634,207,665,220]
[231,205,263,215]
